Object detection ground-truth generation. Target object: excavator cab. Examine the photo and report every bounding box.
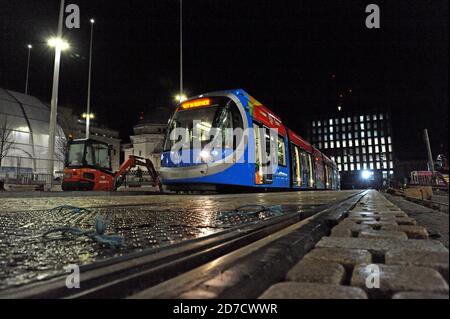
[62,138,115,191]
[62,138,162,192]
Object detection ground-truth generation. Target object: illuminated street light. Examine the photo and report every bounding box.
[47,37,70,51]
[82,113,95,119]
[175,94,187,103]
[361,170,372,180]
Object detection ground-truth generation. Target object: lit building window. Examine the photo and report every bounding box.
[336,141,340,148]
[360,123,365,130]
[330,141,334,148]
[381,137,385,144]
[376,162,381,169]
[360,115,364,122]
[312,121,316,127]
[388,145,392,152]
[366,115,370,121]
[368,131,371,137]
[337,156,341,163]
[330,126,334,133]
[363,163,367,169]
[347,117,351,123]
[382,145,386,152]
[388,136,392,144]
[318,142,322,149]
[374,130,378,137]
[341,118,345,124]
[374,139,379,145]
[355,140,359,147]
[350,163,355,171]
[329,134,333,141]
[368,147,373,154]
[357,163,361,170]
[390,161,394,168]
[373,115,377,120]
[368,139,372,146]
[329,119,333,125]
[375,146,379,153]
[338,164,342,171]
[361,131,365,138]
[370,162,374,169]
[324,142,328,149]
[335,118,339,124]
[380,114,384,120]
[349,140,353,147]
[318,121,321,127]
[348,132,352,139]
[344,164,348,171]
[342,140,346,147]
[383,161,387,168]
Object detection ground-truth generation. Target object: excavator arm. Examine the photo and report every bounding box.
[114,155,163,191]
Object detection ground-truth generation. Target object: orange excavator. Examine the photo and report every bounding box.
[62,138,162,191]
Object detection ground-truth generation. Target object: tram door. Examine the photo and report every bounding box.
[254,123,273,184]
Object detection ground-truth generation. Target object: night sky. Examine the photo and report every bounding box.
[0,0,448,159]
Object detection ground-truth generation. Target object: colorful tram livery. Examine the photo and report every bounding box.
[160,89,340,191]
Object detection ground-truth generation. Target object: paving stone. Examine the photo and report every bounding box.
[332,221,371,237]
[316,237,448,259]
[347,217,378,223]
[385,249,449,281]
[303,247,372,269]
[392,291,449,299]
[258,282,368,299]
[286,258,345,285]
[379,217,417,225]
[330,227,352,237]
[359,229,408,240]
[360,220,398,228]
[381,225,429,239]
[351,264,449,297]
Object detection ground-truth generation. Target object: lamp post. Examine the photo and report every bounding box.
[25,44,32,94]
[179,0,183,100]
[47,0,68,180]
[85,18,95,139]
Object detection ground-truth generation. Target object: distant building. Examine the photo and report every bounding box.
[58,107,121,171]
[307,109,395,189]
[0,88,66,177]
[123,107,172,171]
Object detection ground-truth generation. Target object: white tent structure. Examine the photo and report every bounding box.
[0,88,66,179]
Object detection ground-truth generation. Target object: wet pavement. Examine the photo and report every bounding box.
[0,190,358,290]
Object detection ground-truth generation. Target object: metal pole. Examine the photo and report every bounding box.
[424,129,434,183]
[25,45,32,94]
[180,0,183,97]
[86,19,94,139]
[47,0,65,180]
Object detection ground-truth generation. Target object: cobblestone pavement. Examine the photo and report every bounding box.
[259,190,449,299]
[0,190,357,290]
[384,193,449,248]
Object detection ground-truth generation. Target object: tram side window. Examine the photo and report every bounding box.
[277,135,286,167]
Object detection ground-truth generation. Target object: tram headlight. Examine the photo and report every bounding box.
[200,150,211,162]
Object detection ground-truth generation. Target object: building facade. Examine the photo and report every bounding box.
[308,110,395,189]
[123,107,171,172]
[58,107,122,171]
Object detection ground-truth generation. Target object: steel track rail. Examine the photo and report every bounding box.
[0,191,366,299]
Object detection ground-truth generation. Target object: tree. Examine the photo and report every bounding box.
[0,114,14,167]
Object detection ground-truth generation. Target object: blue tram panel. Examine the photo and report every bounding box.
[160,89,340,191]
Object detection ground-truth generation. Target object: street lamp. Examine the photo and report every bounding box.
[25,44,32,94]
[47,0,68,180]
[85,18,95,139]
[175,94,187,103]
[82,113,95,120]
[179,0,184,103]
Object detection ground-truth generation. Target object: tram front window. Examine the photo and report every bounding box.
[163,97,243,151]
